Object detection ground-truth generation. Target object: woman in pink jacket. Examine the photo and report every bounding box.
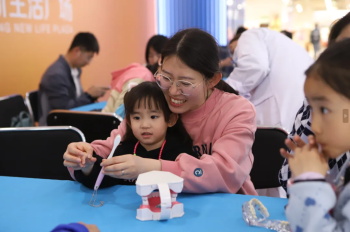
[63,28,257,195]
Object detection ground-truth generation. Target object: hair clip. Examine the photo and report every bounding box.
[242,198,291,232]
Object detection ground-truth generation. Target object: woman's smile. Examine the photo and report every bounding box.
[169,97,186,107]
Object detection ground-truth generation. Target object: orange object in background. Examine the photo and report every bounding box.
[0,0,156,101]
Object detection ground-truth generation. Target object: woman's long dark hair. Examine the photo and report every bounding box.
[160,28,238,94]
[123,81,193,146]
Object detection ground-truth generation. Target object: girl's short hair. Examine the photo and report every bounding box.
[123,82,171,141]
[123,81,192,146]
[305,38,350,99]
[160,28,237,94]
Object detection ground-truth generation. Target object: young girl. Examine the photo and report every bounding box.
[279,12,350,192]
[64,28,257,195]
[283,39,350,231]
[74,82,195,188]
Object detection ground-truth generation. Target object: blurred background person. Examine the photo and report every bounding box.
[226,28,314,198]
[38,32,109,125]
[235,26,247,35]
[219,27,247,78]
[101,34,169,115]
[145,34,169,74]
[310,23,321,58]
[225,28,313,135]
[101,63,154,116]
[280,30,293,39]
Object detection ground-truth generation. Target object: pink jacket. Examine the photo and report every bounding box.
[91,89,257,195]
[110,63,154,92]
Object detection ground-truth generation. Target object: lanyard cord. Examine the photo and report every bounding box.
[133,140,167,160]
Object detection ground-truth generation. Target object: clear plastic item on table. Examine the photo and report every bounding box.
[242,198,291,232]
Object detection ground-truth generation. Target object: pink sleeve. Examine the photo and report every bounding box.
[90,120,127,158]
[68,121,127,180]
[162,102,257,194]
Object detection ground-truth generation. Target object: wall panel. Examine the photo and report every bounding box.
[0,0,156,101]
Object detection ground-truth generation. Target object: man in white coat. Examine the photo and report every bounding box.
[225,28,313,133]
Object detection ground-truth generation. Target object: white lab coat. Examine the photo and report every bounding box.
[226,28,314,133]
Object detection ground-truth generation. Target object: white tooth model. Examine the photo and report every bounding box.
[135,171,184,221]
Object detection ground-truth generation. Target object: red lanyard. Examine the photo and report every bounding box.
[133,140,166,160]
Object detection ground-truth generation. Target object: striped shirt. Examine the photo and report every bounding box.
[278,99,350,191]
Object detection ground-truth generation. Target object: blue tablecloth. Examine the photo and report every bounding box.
[70,101,107,111]
[71,101,125,118]
[0,176,288,232]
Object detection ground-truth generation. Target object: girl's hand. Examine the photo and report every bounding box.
[281,135,328,177]
[101,155,161,179]
[63,142,96,173]
[280,135,316,158]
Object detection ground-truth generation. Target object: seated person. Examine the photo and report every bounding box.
[63,28,257,195]
[101,63,154,116]
[74,82,195,188]
[279,12,350,192]
[38,32,109,125]
[283,38,350,232]
[144,35,169,74]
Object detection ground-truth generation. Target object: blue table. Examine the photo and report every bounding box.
[71,101,125,118]
[0,176,288,232]
[70,101,107,112]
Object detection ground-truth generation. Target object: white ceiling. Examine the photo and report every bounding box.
[308,0,350,10]
[244,0,350,29]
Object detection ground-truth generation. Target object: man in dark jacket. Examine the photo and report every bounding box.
[38,32,109,125]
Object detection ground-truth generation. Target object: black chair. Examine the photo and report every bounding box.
[0,126,85,180]
[47,109,122,142]
[250,127,288,189]
[0,94,33,127]
[25,90,39,123]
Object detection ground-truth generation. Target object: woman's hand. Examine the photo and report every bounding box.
[63,142,96,174]
[281,135,328,177]
[101,155,161,180]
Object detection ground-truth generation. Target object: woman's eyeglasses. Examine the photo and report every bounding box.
[154,71,201,96]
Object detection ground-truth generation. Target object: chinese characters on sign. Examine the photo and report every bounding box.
[0,0,7,18]
[0,0,74,34]
[59,0,72,22]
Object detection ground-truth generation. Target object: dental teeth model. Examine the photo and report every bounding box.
[136,171,184,221]
[242,198,291,232]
